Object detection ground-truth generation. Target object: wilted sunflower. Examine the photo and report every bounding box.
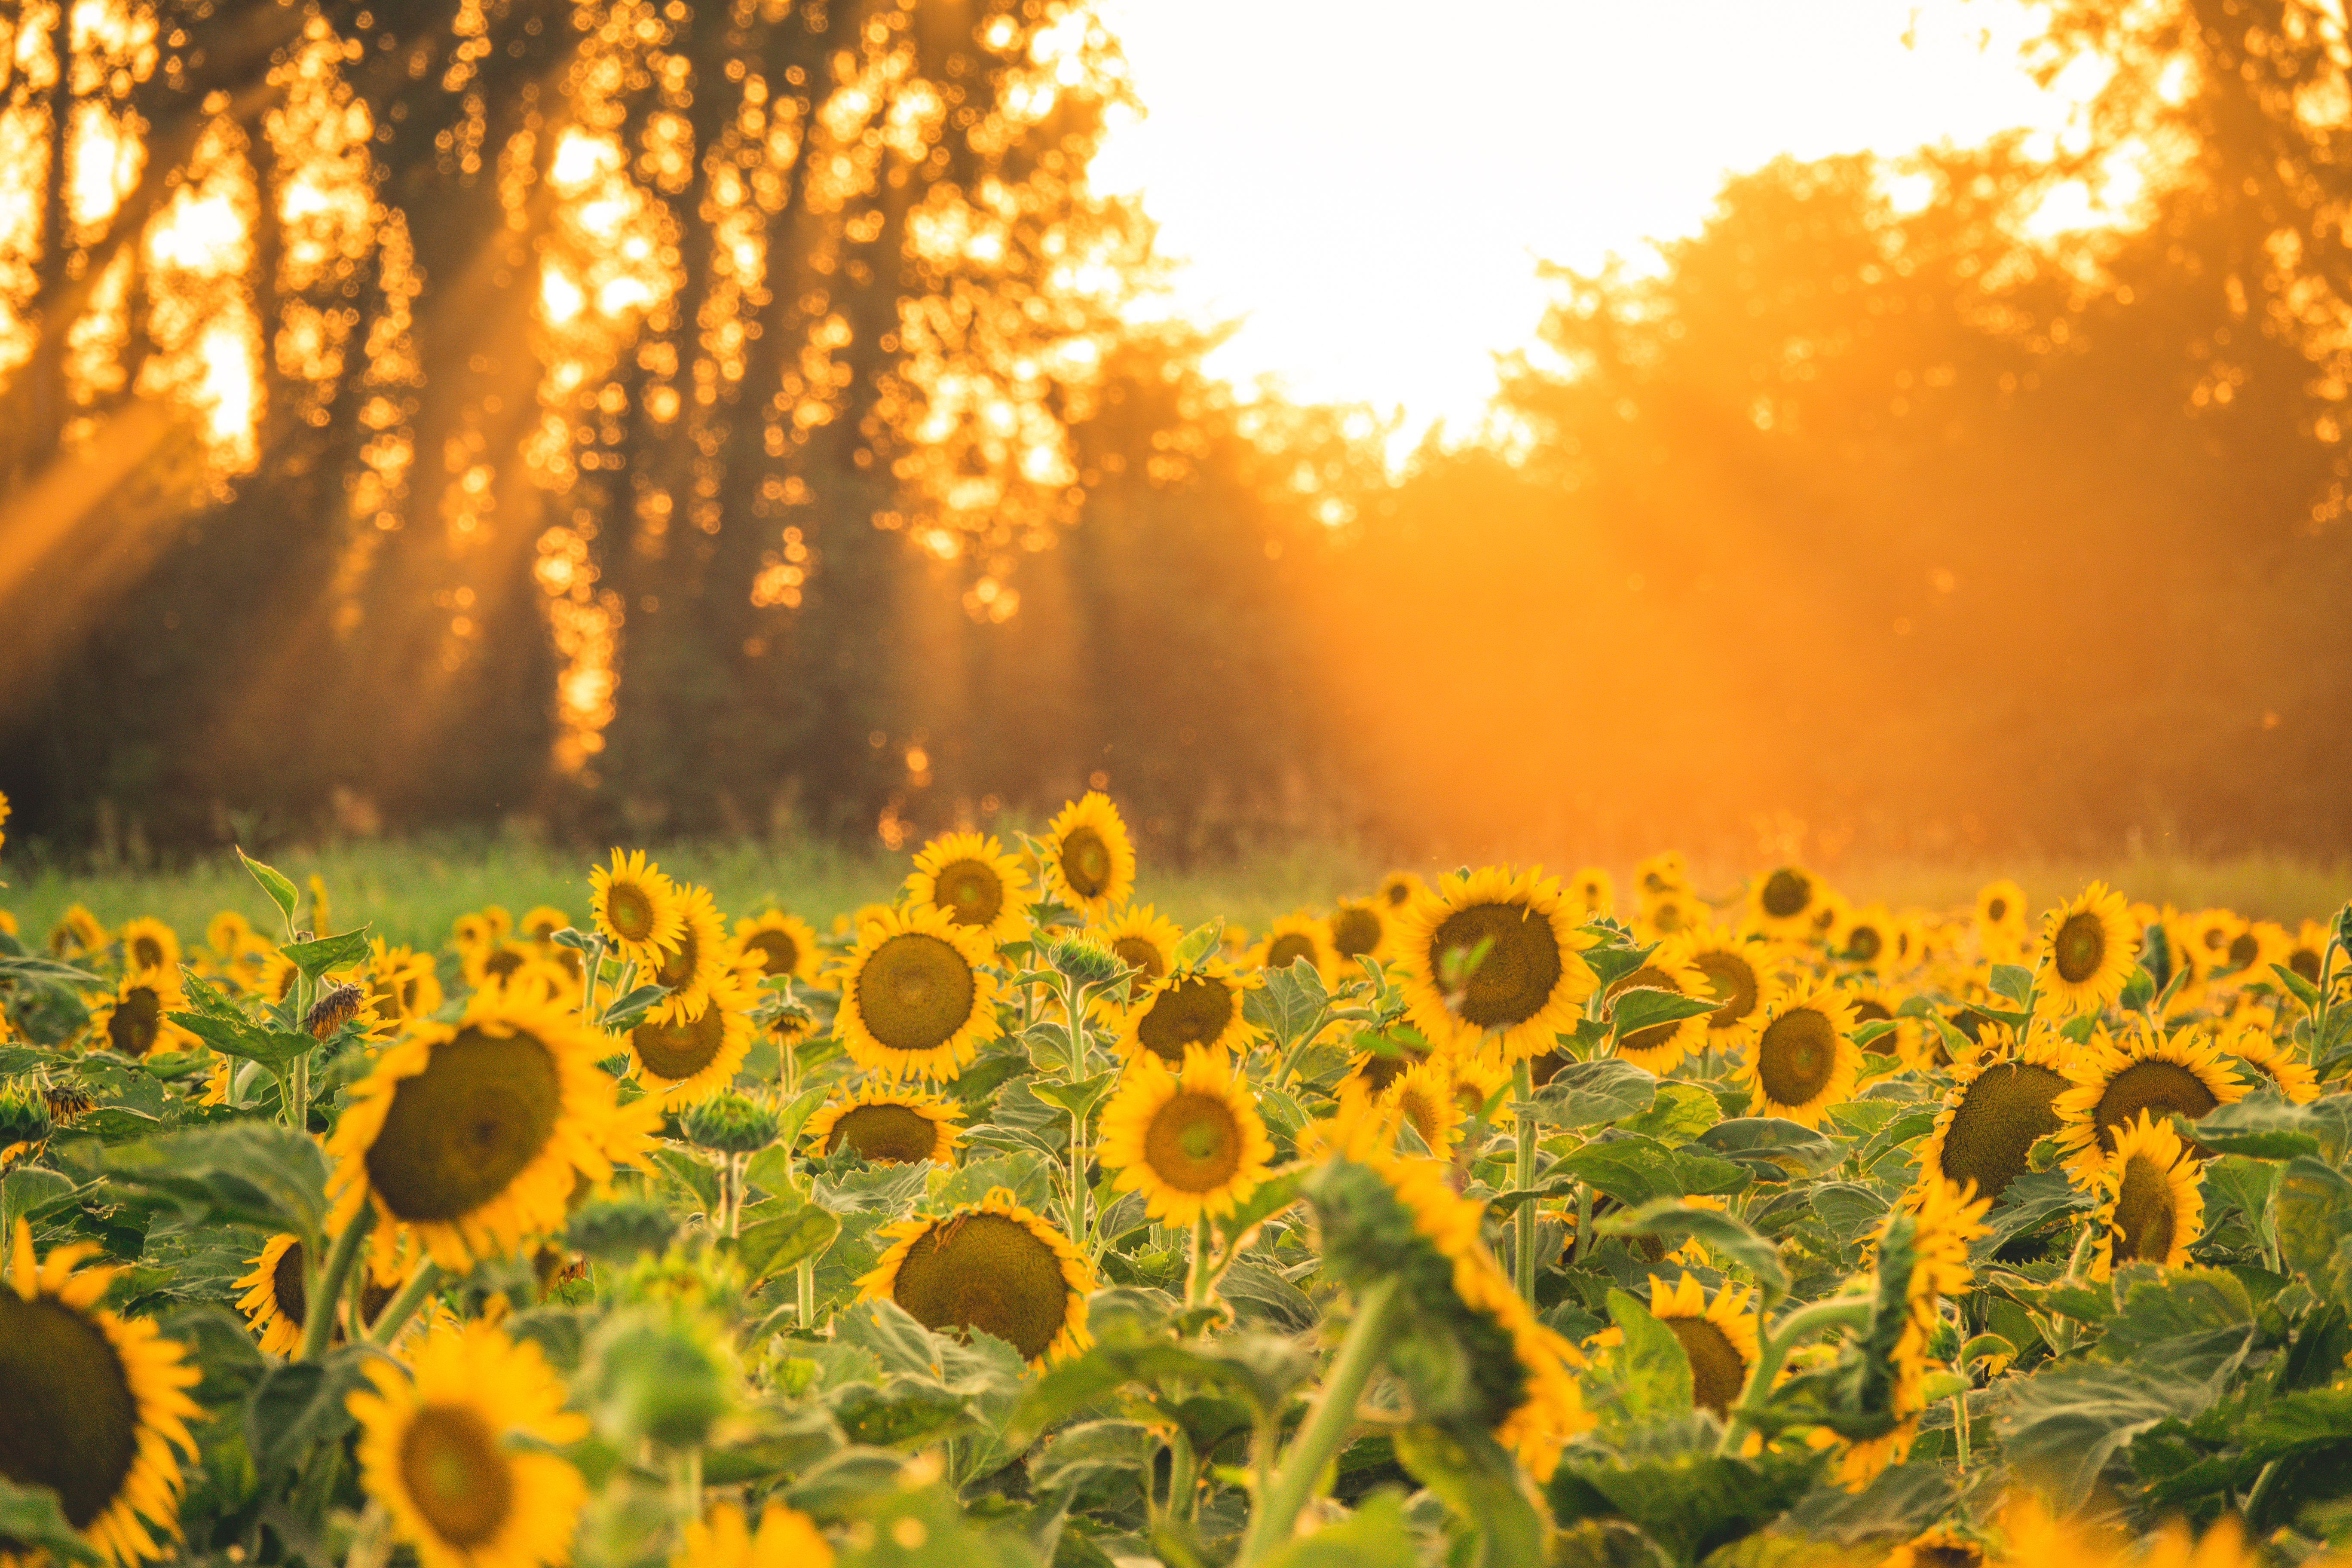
[836,905,1003,1081]
[1917,1030,2067,1204]
[349,1320,588,1568]
[1326,897,1390,967]
[626,974,756,1105]
[2035,882,2138,1016]
[672,1500,834,1568]
[647,884,729,1025]
[1646,1272,1759,1416]
[591,848,686,967]
[2052,1024,2244,1172]
[1118,959,1260,1065]
[2220,1024,2319,1104]
[233,1235,404,1356]
[1397,866,1596,1060]
[1842,1178,1990,1487]
[1040,792,1136,915]
[114,917,180,977]
[1605,938,1710,1076]
[0,1220,203,1568]
[804,1084,963,1165]
[328,987,659,1272]
[732,909,821,984]
[1742,983,1861,1127]
[95,969,195,1060]
[860,1187,1093,1364]
[905,831,1034,946]
[2089,1112,2206,1278]
[1090,903,1186,1010]
[1250,911,1332,981]
[1099,1046,1275,1225]
[1680,924,1777,1053]
[1747,865,1823,939]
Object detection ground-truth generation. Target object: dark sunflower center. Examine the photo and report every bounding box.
[2110,1152,2177,1266]
[855,933,976,1055]
[1430,902,1564,1029]
[1654,900,1691,933]
[483,948,525,981]
[653,922,701,991]
[272,1241,310,1328]
[1354,1044,1423,1094]
[1265,933,1318,972]
[935,859,1005,926]
[2052,911,2108,985]
[1059,827,1112,899]
[107,986,163,1057]
[1850,999,1893,1024]
[1756,1007,1837,1106]
[1760,870,1812,919]
[1398,1085,1446,1149]
[1846,926,1883,963]
[1607,965,1686,1057]
[891,1213,1069,1360]
[2227,931,2258,969]
[827,1103,942,1164]
[2290,947,2322,984]
[132,936,166,970]
[398,1404,514,1548]
[744,930,801,976]
[1112,936,1166,1000]
[1143,1091,1243,1192]
[1938,1062,2066,1202]
[606,882,656,943]
[1330,907,1382,959]
[1693,949,1759,1029]
[363,1026,564,1222]
[1136,975,1237,1062]
[632,1008,726,1083]
[2093,1061,2217,1151]
[1661,1315,1746,1415]
[1986,897,2009,923]
[0,1295,140,1529]
[1383,882,1412,907]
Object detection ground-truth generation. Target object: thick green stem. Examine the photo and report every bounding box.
[365,1261,444,1347]
[1239,1276,1403,1564]
[1514,1057,1538,1302]
[1186,1213,1213,1307]
[300,1201,374,1361]
[1718,1296,1874,1453]
[796,1256,816,1328]
[1271,1007,1334,1091]
[580,934,605,1021]
[1952,1387,1971,1468]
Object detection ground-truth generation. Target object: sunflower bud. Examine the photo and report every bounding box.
[1047,936,1121,988]
[303,981,365,1039]
[582,1305,734,1449]
[678,1090,782,1154]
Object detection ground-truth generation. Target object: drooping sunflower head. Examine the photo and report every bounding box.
[2089,1112,2205,1279]
[1099,1045,1275,1224]
[1604,938,1709,1075]
[627,974,757,1105]
[905,831,1034,945]
[1041,792,1136,914]
[591,848,686,965]
[2053,1023,2245,1173]
[1250,911,1332,981]
[835,905,1003,1082]
[1326,898,1390,966]
[2036,882,2139,1017]
[1742,983,1861,1126]
[95,969,193,1060]
[803,1084,963,1165]
[1917,1030,2067,1205]
[114,918,180,977]
[732,910,820,984]
[1566,867,1616,915]
[1118,959,1261,1066]
[2218,1023,2319,1105]
[1975,879,2027,934]
[349,1319,589,1568]
[1397,866,1596,1060]
[0,1220,203,1568]
[859,1188,1093,1365]
[1089,904,1186,1008]
[1645,1272,1759,1416]
[1747,864,1822,937]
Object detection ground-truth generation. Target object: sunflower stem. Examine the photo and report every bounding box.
[671,1446,702,1518]
[1513,1057,1538,1303]
[1238,1275,1402,1565]
[1718,1295,1874,1455]
[796,1255,817,1329]
[1061,972,1093,1254]
[1567,1179,1592,1270]
[300,1200,374,1362]
[580,932,605,1021]
[365,1260,442,1346]
[1951,1387,1971,1468]
[1186,1213,1213,1308]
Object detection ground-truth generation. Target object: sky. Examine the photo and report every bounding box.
[1088,0,2093,449]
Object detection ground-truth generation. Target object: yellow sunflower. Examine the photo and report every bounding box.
[2282,920,2332,990]
[518,906,570,943]
[0,1220,203,1568]
[1841,1177,1990,1488]
[233,1235,405,1357]
[1916,1029,2068,1204]
[450,906,514,956]
[2035,882,2140,1017]
[94,969,197,1060]
[1563,866,1615,915]
[1397,866,1596,1060]
[1326,897,1391,968]
[905,831,1034,947]
[1090,903,1187,1011]
[1681,924,1779,1053]
[1605,938,1710,1076]
[1375,870,1427,911]
[2220,1023,2319,1104]
[590,848,686,966]
[1117,960,1261,1065]
[803,1085,963,1165]
[1748,865,1824,939]
[349,1320,588,1568]
[1831,903,1897,970]
[1975,879,2027,934]
[368,943,446,1027]
[49,903,107,959]
[2052,1024,2245,1172]
[1099,1046,1275,1225]
[672,1500,834,1568]
[461,940,539,994]
[859,1187,1093,1365]
[203,910,268,966]
[114,918,180,977]
[2222,920,2289,983]
[626,974,757,1105]
[1380,1054,1468,1154]
[732,910,821,985]
[1741,983,1861,1127]
[1633,851,1690,900]
[1640,889,1709,938]
[1250,911,1332,982]
[646,884,729,1025]
[1040,792,1136,915]
[1339,1038,1429,1098]
[1885,1528,1988,1568]
[835,905,1004,1082]
[327,987,660,1272]
[2186,908,2245,968]
[2088,1112,2206,1278]
[1646,1271,1759,1416]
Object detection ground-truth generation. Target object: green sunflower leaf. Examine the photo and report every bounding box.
[0,1477,104,1566]
[1528,1058,1657,1130]
[1599,1198,1788,1298]
[1695,1118,1842,1179]
[279,925,371,980]
[1172,920,1224,970]
[1610,986,1724,1038]
[729,1201,841,1287]
[236,847,300,930]
[598,983,668,1031]
[2269,962,2324,1009]
[2275,1156,2352,1278]
[0,953,104,989]
[2180,1098,2324,1160]
[1256,1488,1422,1568]
[72,1121,330,1241]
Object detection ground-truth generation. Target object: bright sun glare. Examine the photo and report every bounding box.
[1091,0,2099,453]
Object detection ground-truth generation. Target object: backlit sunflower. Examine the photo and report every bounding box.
[672,1500,834,1568]
[1916,1029,2067,1204]
[647,884,729,1025]
[2220,1023,2319,1104]
[2222,920,2288,983]
[368,943,446,1027]
[518,906,570,943]
[1340,1038,1428,1097]
[1975,879,2027,935]
[732,910,821,984]
[234,1234,404,1356]
[591,848,686,967]
[1565,867,1615,915]
[328,986,660,1272]
[0,1220,202,1568]
[349,1320,588,1568]
[1117,959,1260,1065]
[1099,1046,1275,1225]
[1605,938,1710,1076]
[2282,920,2332,989]
[49,903,107,959]
[2088,1112,2205,1278]
[1681,924,1779,1054]
[1397,866,1596,1061]
[95,969,196,1059]
[1742,983,1861,1127]
[2035,882,2139,1017]
[803,1084,963,1165]
[1748,865,1824,939]
[115,918,180,977]
[1090,903,1186,1010]
[462,940,539,993]
[1842,1177,1990,1487]
[1831,903,1896,970]
[1839,980,1922,1069]
[859,1187,1093,1364]
[1250,911,1332,981]
[1326,897,1391,967]
[1379,1054,1468,1154]
[905,831,1034,946]
[1633,851,1690,900]
[1375,870,1427,911]
[1041,792,1136,915]
[1640,889,1709,938]
[626,974,756,1105]
[2052,1024,2245,1172]
[2186,907,2244,967]
[835,905,1003,1081]
[1645,1272,1759,1416]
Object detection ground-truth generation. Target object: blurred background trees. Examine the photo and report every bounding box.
[2,0,2348,866]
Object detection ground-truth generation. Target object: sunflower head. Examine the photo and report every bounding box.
[1118,959,1261,1065]
[1917,1030,2067,1204]
[1099,1046,1275,1224]
[804,1085,963,1165]
[1041,792,1136,914]
[592,848,686,965]
[672,1500,835,1568]
[1605,939,1709,1074]
[628,977,756,1104]
[114,918,180,977]
[2219,1023,2319,1105]
[1089,904,1185,1008]
[1633,851,1690,898]
[2036,882,2140,1016]
[2090,1112,2206,1278]
[1748,865,1822,937]
[1380,1054,1468,1155]
[1645,1272,1759,1415]
[1250,912,1331,981]
[906,831,1034,945]
[1376,871,1427,910]
[1327,898,1388,965]
[1742,983,1861,1126]
[858,1188,1093,1364]
[97,969,192,1060]
[1397,866,1596,1060]
[732,910,820,983]
[835,905,1003,1082]
[2053,1023,2245,1172]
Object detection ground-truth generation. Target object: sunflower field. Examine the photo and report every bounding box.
[4,789,2352,1568]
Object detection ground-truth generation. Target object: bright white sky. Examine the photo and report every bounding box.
[1089,0,2090,448]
